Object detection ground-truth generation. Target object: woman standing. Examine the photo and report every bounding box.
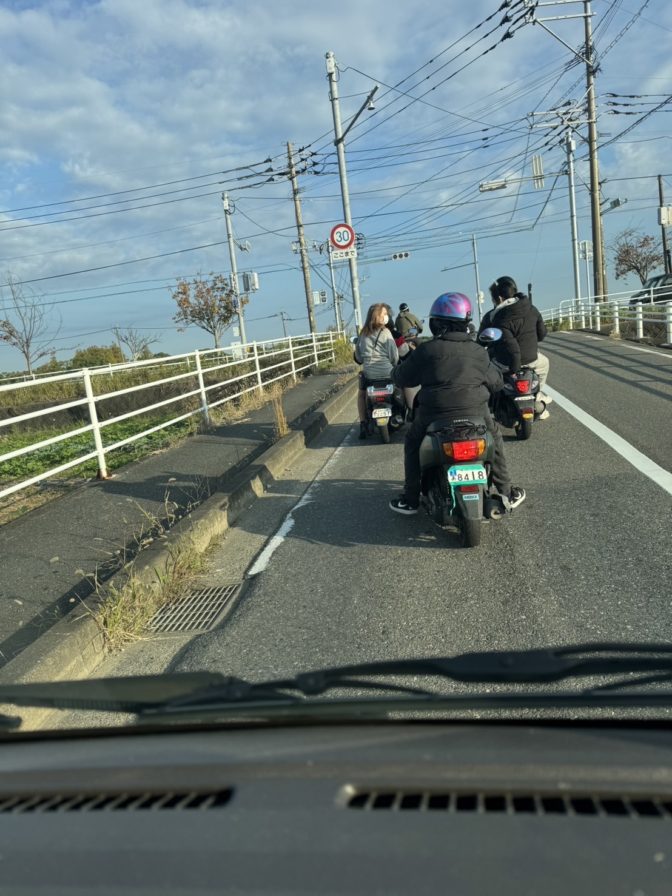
[353,303,399,439]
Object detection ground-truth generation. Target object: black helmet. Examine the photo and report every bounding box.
[399,302,409,311]
[489,276,518,302]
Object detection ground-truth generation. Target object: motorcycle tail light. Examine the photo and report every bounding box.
[443,439,486,461]
[515,379,531,394]
[459,485,480,494]
[522,409,534,419]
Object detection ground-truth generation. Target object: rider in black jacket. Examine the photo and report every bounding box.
[479,276,551,417]
[389,292,526,515]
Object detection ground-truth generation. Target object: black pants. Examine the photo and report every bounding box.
[403,409,511,505]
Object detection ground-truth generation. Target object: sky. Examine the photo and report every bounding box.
[1,0,671,372]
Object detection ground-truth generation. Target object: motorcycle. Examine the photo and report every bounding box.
[364,381,407,443]
[478,327,542,441]
[419,416,504,548]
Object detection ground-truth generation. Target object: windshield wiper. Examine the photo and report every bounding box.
[3,642,672,723]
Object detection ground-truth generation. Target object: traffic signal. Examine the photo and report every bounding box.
[392,252,410,260]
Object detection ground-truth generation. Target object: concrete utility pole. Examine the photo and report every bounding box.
[221,193,247,344]
[325,51,377,331]
[584,0,606,301]
[658,175,672,275]
[287,142,316,334]
[565,130,582,300]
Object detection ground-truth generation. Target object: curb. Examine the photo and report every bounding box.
[0,375,358,729]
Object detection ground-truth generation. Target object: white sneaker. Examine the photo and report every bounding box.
[538,409,550,420]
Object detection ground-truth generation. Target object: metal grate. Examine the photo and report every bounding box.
[147,584,243,634]
[346,790,672,819]
[0,789,233,814]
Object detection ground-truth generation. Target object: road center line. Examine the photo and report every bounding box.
[544,386,672,496]
[571,332,672,359]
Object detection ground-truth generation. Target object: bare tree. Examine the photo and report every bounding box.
[0,274,60,375]
[611,228,664,286]
[112,327,160,361]
[171,273,244,348]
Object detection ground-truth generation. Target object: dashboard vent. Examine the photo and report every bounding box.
[346,790,672,819]
[0,789,233,814]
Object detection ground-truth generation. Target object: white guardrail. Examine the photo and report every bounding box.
[0,331,340,501]
[541,289,672,345]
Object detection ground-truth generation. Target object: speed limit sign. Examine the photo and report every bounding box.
[330,223,355,251]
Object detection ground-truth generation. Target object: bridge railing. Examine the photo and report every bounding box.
[0,331,339,501]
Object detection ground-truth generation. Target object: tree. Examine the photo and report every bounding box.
[70,344,124,369]
[112,327,160,361]
[171,273,244,348]
[611,228,664,285]
[0,274,60,375]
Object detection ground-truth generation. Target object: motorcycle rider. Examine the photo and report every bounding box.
[354,303,399,440]
[389,292,526,515]
[395,303,424,338]
[480,276,551,419]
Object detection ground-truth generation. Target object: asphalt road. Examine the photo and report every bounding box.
[149,333,671,700]
[52,334,672,729]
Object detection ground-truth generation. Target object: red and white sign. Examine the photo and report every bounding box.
[330,223,355,250]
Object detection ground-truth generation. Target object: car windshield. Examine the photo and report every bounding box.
[0,2,671,736]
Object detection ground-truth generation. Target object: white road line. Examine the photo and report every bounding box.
[544,386,672,496]
[570,332,672,360]
[247,427,356,576]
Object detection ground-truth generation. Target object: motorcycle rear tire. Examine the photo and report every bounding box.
[516,419,533,441]
[459,514,481,548]
[378,423,390,444]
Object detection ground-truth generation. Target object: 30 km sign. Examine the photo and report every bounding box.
[330,223,355,251]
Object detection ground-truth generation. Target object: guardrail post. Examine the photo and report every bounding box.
[83,368,109,480]
[666,302,672,345]
[252,342,263,393]
[579,302,586,329]
[312,331,319,369]
[329,330,335,361]
[595,302,601,332]
[635,302,644,339]
[568,304,574,330]
[194,350,210,426]
[612,301,620,336]
[289,336,297,382]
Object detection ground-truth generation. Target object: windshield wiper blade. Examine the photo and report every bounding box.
[3,642,672,718]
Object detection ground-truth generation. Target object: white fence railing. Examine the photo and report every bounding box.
[0,331,339,501]
[542,291,672,345]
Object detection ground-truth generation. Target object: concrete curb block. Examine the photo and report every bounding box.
[0,375,358,728]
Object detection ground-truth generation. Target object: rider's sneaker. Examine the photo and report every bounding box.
[389,495,419,515]
[505,486,526,511]
[359,421,368,440]
[539,392,553,405]
[537,408,550,420]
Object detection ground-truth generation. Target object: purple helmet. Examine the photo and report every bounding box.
[429,292,472,323]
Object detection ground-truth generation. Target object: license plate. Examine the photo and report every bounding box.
[448,464,487,485]
[372,408,391,419]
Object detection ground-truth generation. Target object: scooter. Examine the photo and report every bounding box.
[478,327,542,441]
[364,381,407,443]
[419,417,504,548]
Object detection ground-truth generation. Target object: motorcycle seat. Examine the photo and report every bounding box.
[426,417,487,434]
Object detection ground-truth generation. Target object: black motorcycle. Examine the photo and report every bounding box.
[364,381,406,443]
[478,327,541,441]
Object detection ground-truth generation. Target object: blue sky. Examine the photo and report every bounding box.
[1,0,671,371]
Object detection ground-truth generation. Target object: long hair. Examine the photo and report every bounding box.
[361,303,388,337]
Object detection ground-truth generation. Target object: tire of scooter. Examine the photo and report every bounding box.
[378,423,390,444]
[516,418,533,440]
[459,514,481,548]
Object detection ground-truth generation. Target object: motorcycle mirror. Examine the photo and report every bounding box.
[478,327,503,344]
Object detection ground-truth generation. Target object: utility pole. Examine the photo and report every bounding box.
[565,130,582,300]
[221,193,247,344]
[325,51,377,331]
[278,311,289,339]
[287,142,316,333]
[658,175,672,275]
[584,0,606,301]
[326,243,343,332]
[471,235,483,325]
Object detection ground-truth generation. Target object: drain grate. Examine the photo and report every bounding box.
[147,584,243,634]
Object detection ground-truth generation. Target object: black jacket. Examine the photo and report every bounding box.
[479,295,547,371]
[393,332,503,419]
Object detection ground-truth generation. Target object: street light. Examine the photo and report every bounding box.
[325,51,378,331]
